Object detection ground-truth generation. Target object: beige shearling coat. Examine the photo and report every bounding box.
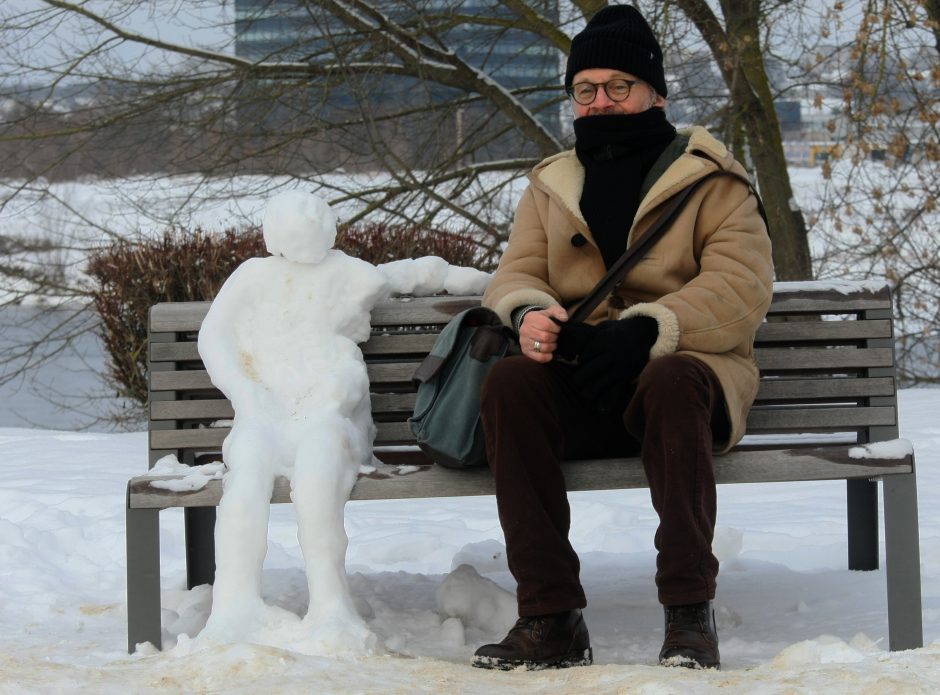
[482,127,775,450]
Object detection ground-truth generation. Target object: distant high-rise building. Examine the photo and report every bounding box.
[234,0,323,62]
[233,0,562,143]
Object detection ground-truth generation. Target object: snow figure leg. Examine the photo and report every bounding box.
[198,424,299,645]
[290,417,378,655]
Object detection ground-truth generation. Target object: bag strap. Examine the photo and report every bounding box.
[568,170,764,324]
[412,307,502,384]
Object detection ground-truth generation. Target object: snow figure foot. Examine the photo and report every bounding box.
[195,595,300,649]
[291,608,381,657]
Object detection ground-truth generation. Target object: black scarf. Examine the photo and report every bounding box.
[574,109,677,268]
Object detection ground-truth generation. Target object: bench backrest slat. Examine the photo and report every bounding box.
[756,376,895,401]
[756,319,891,343]
[746,405,897,432]
[150,420,417,452]
[151,427,226,451]
[754,347,894,372]
[151,399,233,421]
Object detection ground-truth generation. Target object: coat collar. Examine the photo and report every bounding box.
[529,126,739,233]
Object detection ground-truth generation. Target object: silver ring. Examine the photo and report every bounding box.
[533,340,542,353]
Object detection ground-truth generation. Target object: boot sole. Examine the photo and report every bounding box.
[659,654,720,670]
[472,647,593,671]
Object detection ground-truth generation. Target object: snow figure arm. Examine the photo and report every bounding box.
[197,258,280,416]
[324,252,390,344]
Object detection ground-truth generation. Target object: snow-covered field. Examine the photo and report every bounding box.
[0,386,938,693]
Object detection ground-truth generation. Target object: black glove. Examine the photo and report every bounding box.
[557,316,658,412]
[555,319,599,362]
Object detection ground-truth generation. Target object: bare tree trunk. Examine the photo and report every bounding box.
[925,0,940,56]
[674,0,813,280]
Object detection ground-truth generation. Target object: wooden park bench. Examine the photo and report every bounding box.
[126,280,923,654]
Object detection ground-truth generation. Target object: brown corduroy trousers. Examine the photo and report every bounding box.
[479,353,729,615]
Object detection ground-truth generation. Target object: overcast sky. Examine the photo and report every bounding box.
[1,0,234,76]
[0,1,906,87]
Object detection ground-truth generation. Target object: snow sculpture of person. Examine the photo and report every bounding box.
[196,190,388,654]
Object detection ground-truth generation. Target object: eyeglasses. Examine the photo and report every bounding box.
[566,79,637,105]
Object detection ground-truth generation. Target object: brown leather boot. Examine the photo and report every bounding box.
[471,609,593,670]
[658,601,720,670]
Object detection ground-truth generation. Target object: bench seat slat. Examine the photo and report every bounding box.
[128,444,913,509]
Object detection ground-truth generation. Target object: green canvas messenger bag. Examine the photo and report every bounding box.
[408,306,516,468]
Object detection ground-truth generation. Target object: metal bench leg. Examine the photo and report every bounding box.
[126,505,162,653]
[185,507,217,589]
[847,479,879,570]
[883,472,923,650]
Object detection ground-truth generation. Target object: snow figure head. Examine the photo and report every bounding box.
[262,190,337,264]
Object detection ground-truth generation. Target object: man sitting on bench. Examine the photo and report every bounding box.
[474,5,774,671]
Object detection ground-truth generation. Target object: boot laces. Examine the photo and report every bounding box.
[666,603,708,630]
[509,615,549,640]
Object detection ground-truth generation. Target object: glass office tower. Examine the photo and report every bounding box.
[232,0,562,144]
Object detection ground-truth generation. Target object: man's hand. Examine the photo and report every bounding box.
[519,305,569,363]
[559,316,659,411]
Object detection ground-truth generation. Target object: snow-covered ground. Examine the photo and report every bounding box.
[1,164,938,690]
[0,386,938,692]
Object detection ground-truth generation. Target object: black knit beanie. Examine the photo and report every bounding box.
[565,5,667,98]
